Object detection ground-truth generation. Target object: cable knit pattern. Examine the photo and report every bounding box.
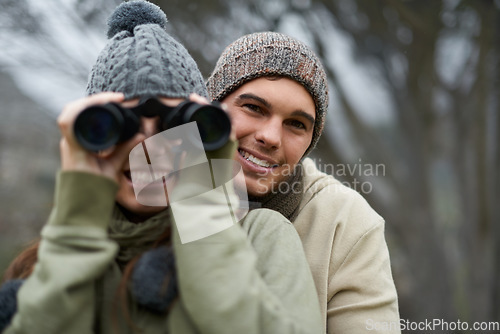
[206,32,329,156]
[86,0,207,100]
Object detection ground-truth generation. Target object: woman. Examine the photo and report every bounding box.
[0,1,321,333]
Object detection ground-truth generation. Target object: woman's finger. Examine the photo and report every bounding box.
[188,93,209,105]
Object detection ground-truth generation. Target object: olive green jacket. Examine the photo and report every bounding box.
[4,171,322,334]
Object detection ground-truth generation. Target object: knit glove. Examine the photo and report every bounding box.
[130,246,177,314]
[0,279,24,332]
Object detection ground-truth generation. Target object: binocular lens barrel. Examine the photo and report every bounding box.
[179,104,231,152]
[74,104,125,152]
[73,100,231,152]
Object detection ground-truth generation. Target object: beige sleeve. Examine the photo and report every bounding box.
[327,218,401,334]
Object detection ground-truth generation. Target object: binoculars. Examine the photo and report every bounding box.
[74,97,231,152]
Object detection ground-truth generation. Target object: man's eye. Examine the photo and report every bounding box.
[243,104,262,113]
[288,120,306,129]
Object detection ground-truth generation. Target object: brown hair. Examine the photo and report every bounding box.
[2,238,40,282]
[2,226,175,333]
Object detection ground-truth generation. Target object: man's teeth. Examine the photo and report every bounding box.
[239,150,275,168]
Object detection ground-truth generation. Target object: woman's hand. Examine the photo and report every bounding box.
[57,92,144,183]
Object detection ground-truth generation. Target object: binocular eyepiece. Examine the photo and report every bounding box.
[73,97,231,152]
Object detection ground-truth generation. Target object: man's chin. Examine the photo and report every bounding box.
[246,185,272,198]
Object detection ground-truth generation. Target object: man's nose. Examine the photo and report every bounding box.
[254,118,282,150]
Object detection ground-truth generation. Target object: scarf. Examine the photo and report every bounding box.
[248,162,304,222]
[109,206,172,269]
[109,206,177,313]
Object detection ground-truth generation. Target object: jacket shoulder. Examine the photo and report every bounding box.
[300,158,383,227]
[240,208,296,239]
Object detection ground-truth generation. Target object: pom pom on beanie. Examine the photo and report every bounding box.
[107,0,168,38]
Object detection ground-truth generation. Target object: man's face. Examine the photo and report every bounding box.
[222,77,316,197]
[115,97,184,222]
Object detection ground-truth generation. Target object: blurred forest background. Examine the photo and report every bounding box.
[0,0,498,331]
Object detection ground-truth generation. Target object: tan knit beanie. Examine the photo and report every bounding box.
[206,32,329,156]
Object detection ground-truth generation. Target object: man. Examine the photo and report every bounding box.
[207,31,401,333]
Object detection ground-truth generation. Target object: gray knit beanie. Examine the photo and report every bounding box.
[206,32,329,156]
[87,0,207,100]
